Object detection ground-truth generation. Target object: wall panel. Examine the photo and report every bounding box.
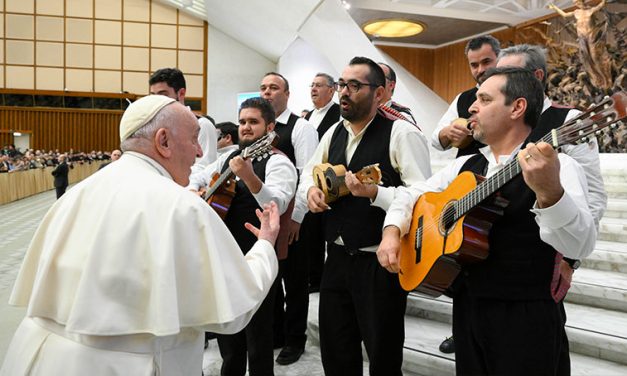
[0,107,122,152]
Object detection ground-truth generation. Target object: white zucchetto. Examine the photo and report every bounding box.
[119,95,176,142]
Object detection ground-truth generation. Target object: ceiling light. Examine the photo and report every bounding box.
[363,19,425,38]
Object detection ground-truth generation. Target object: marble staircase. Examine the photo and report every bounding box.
[307,154,627,375]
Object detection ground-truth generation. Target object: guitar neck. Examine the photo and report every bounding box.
[454,92,627,221]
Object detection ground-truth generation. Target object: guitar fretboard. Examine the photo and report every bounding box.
[452,94,623,222]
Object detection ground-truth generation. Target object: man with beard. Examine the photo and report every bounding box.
[260,72,319,365]
[378,67,596,375]
[299,56,431,375]
[431,35,500,158]
[188,97,297,376]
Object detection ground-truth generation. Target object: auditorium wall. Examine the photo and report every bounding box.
[0,0,207,152]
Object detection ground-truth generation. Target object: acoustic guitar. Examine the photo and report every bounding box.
[202,131,277,219]
[449,118,474,150]
[313,163,382,203]
[399,92,627,296]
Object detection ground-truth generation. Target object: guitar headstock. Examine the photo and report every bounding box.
[356,163,382,185]
[556,92,626,147]
[241,131,277,160]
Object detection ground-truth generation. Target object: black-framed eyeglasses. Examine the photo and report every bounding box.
[309,83,334,89]
[335,80,377,93]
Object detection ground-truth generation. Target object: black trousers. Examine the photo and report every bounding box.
[307,212,326,288]
[55,185,67,199]
[319,243,407,376]
[217,279,279,376]
[273,213,317,349]
[453,288,569,376]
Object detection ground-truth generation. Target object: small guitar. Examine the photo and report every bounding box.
[449,118,474,149]
[313,163,382,203]
[202,131,277,219]
[399,92,627,296]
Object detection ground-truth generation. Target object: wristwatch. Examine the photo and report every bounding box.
[563,257,581,270]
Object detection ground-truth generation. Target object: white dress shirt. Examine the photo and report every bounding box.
[188,150,297,216]
[298,116,432,248]
[307,100,336,130]
[275,108,319,223]
[385,144,597,260]
[191,116,218,174]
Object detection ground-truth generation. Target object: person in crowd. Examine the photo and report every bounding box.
[259,72,319,365]
[51,154,70,199]
[0,95,280,376]
[301,56,431,375]
[379,67,596,375]
[303,72,342,294]
[149,67,217,173]
[432,35,501,159]
[98,150,122,170]
[189,97,297,376]
[378,62,417,125]
[215,121,240,158]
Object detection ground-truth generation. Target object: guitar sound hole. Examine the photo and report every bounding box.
[439,202,457,236]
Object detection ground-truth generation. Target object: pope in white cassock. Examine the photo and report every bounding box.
[0,95,280,376]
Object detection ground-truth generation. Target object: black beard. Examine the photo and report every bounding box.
[340,93,373,123]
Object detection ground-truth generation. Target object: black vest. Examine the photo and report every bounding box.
[528,105,571,143]
[222,150,271,254]
[456,87,485,157]
[306,102,341,140]
[323,113,403,250]
[459,154,556,300]
[274,113,299,164]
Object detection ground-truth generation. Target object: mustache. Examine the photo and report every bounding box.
[340,96,353,105]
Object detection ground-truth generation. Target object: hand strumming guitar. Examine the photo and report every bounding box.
[345,171,378,200]
[307,186,330,213]
[229,156,263,194]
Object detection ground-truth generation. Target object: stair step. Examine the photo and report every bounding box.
[598,217,627,242]
[604,181,627,199]
[604,198,627,219]
[566,268,627,312]
[584,241,627,273]
[566,303,627,365]
[309,293,627,374]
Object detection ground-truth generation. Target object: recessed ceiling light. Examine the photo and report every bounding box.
[363,19,425,38]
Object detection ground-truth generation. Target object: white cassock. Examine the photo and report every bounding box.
[1,151,278,376]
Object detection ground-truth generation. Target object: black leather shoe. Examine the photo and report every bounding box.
[276,346,305,365]
[439,336,455,354]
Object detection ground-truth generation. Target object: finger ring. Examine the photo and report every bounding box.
[525,153,532,161]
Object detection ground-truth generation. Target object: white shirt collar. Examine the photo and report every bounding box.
[314,100,334,112]
[276,108,292,124]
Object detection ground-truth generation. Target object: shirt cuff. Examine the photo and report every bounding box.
[252,184,283,213]
[372,186,395,210]
[383,212,410,236]
[531,191,577,229]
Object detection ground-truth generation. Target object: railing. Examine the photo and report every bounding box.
[0,162,103,205]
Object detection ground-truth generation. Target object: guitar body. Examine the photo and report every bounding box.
[206,172,237,219]
[313,162,382,203]
[399,171,501,296]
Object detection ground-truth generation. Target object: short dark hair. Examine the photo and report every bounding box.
[349,56,385,88]
[216,121,239,144]
[263,72,290,92]
[149,68,186,92]
[498,44,548,87]
[239,97,276,125]
[465,35,501,56]
[378,62,396,82]
[482,67,543,128]
[315,72,335,87]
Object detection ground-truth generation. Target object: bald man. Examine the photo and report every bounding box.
[1,95,280,376]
